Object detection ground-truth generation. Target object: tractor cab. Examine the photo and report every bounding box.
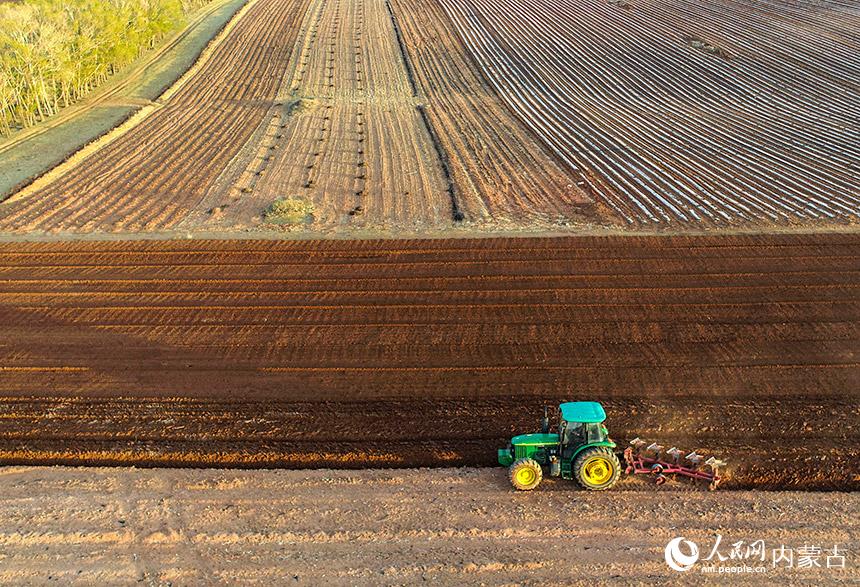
[559,401,609,448]
[557,402,612,479]
[499,401,620,491]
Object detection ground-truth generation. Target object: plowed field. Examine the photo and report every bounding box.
[1,0,856,234]
[389,0,596,225]
[0,0,311,233]
[0,0,459,234]
[1,0,578,235]
[1,234,858,489]
[439,0,860,226]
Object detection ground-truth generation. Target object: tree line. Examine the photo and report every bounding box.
[0,0,211,136]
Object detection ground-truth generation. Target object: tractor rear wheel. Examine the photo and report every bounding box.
[509,458,543,491]
[573,447,621,491]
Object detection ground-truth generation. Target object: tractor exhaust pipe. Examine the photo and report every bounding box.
[541,406,549,434]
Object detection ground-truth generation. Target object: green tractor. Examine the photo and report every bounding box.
[498,401,621,491]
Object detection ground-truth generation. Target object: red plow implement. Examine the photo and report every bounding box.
[624,438,725,490]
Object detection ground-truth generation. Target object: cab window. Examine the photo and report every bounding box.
[562,421,585,445]
[586,423,605,443]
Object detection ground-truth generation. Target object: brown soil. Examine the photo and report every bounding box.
[0,0,541,235]
[389,0,597,226]
[0,466,857,585]
[0,0,312,234]
[5,0,854,235]
[437,0,860,226]
[0,233,857,489]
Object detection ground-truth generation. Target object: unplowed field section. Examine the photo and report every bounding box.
[440,0,860,226]
[0,234,857,489]
[226,0,452,230]
[2,468,857,584]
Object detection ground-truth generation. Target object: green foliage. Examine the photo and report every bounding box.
[0,0,209,136]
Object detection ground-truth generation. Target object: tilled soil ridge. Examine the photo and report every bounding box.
[0,233,857,489]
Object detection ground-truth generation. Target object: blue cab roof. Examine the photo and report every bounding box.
[559,401,606,423]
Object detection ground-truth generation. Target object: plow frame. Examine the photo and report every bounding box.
[623,447,722,490]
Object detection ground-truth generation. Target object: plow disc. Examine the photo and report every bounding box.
[623,438,725,490]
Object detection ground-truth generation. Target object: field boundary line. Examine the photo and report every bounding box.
[1,283,857,296]
[2,253,856,268]
[258,363,860,372]
[384,0,419,96]
[2,271,858,284]
[14,300,860,310]
[3,0,264,206]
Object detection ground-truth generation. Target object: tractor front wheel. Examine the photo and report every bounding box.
[509,458,543,491]
[573,447,621,491]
